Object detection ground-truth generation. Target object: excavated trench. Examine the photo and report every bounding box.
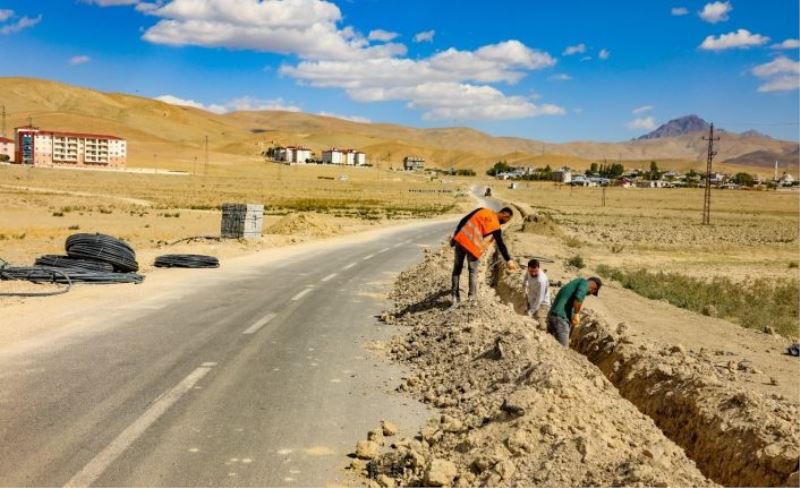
[490,214,799,487]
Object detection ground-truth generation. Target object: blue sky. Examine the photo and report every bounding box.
[0,0,797,142]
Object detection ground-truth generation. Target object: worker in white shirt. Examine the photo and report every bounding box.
[523,258,550,330]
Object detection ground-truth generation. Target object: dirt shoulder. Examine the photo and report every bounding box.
[0,216,455,352]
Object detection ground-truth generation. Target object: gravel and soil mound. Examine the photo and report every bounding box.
[357,247,713,487]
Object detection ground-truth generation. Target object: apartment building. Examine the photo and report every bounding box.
[0,136,14,161]
[14,127,127,168]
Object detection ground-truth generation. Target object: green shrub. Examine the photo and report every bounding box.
[596,265,799,336]
[566,255,585,269]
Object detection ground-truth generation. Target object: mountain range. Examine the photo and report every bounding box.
[0,77,796,174]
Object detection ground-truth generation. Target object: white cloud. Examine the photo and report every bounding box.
[752,56,800,92]
[368,29,398,42]
[0,9,13,22]
[563,43,586,56]
[632,105,653,114]
[413,29,435,43]
[627,116,657,130]
[771,39,800,50]
[0,13,41,35]
[548,73,572,81]
[598,48,610,60]
[671,7,689,15]
[316,111,371,123]
[580,55,592,62]
[699,29,769,51]
[156,94,301,113]
[69,55,91,66]
[226,96,302,112]
[141,0,406,61]
[699,1,732,23]
[129,0,561,122]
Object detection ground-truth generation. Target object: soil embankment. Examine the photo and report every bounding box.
[492,208,799,487]
[357,247,714,487]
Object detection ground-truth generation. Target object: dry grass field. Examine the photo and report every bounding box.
[496,181,799,334]
[498,181,799,279]
[0,161,466,267]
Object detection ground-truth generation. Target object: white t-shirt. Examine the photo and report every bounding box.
[523,270,550,313]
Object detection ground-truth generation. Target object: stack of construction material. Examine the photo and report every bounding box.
[221,203,263,239]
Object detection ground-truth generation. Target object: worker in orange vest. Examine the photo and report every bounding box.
[450,206,517,303]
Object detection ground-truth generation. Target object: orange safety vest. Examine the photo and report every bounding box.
[453,208,501,259]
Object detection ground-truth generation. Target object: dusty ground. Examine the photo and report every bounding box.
[494,182,800,282]
[352,247,714,488]
[497,225,798,487]
[0,163,468,268]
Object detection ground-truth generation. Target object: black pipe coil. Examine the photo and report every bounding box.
[66,233,139,272]
[34,255,115,273]
[154,254,220,269]
[1,265,144,284]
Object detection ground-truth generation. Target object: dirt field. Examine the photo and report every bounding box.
[493,182,799,280]
[0,163,466,267]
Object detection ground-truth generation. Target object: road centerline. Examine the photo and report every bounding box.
[363,254,375,261]
[321,273,337,282]
[343,262,357,270]
[291,287,313,301]
[64,364,214,488]
[242,312,277,335]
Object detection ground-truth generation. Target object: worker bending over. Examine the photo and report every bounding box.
[450,206,517,303]
[547,276,602,347]
[523,259,550,330]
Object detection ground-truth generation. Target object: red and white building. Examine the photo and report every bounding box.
[14,126,127,168]
[321,148,367,166]
[0,136,14,161]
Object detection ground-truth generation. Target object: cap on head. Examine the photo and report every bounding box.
[588,276,603,296]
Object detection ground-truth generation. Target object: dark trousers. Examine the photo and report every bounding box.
[451,244,479,299]
[547,315,571,347]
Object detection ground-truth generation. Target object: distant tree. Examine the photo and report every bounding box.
[589,162,599,174]
[600,163,624,178]
[649,161,661,180]
[456,169,476,176]
[732,172,755,186]
[0,155,9,162]
[486,160,513,176]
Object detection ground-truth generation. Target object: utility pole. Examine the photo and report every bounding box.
[1,105,6,138]
[702,123,719,225]
[602,186,606,207]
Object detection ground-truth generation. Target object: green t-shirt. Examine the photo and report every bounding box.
[549,278,589,320]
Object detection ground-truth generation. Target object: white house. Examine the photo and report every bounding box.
[322,148,344,164]
[322,148,367,165]
[274,145,312,163]
[404,156,425,171]
[552,169,572,183]
[354,151,366,166]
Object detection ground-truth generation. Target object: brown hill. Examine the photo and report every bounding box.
[0,77,795,175]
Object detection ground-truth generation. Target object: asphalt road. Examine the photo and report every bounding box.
[0,219,455,487]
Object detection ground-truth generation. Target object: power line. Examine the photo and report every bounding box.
[702,123,719,226]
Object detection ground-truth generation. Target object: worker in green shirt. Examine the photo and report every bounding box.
[547,276,602,347]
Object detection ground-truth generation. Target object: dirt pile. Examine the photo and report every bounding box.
[493,227,800,487]
[571,313,799,486]
[266,212,342,236]
[359,247,713,487]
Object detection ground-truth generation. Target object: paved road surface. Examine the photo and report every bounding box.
[0,220,455,487]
